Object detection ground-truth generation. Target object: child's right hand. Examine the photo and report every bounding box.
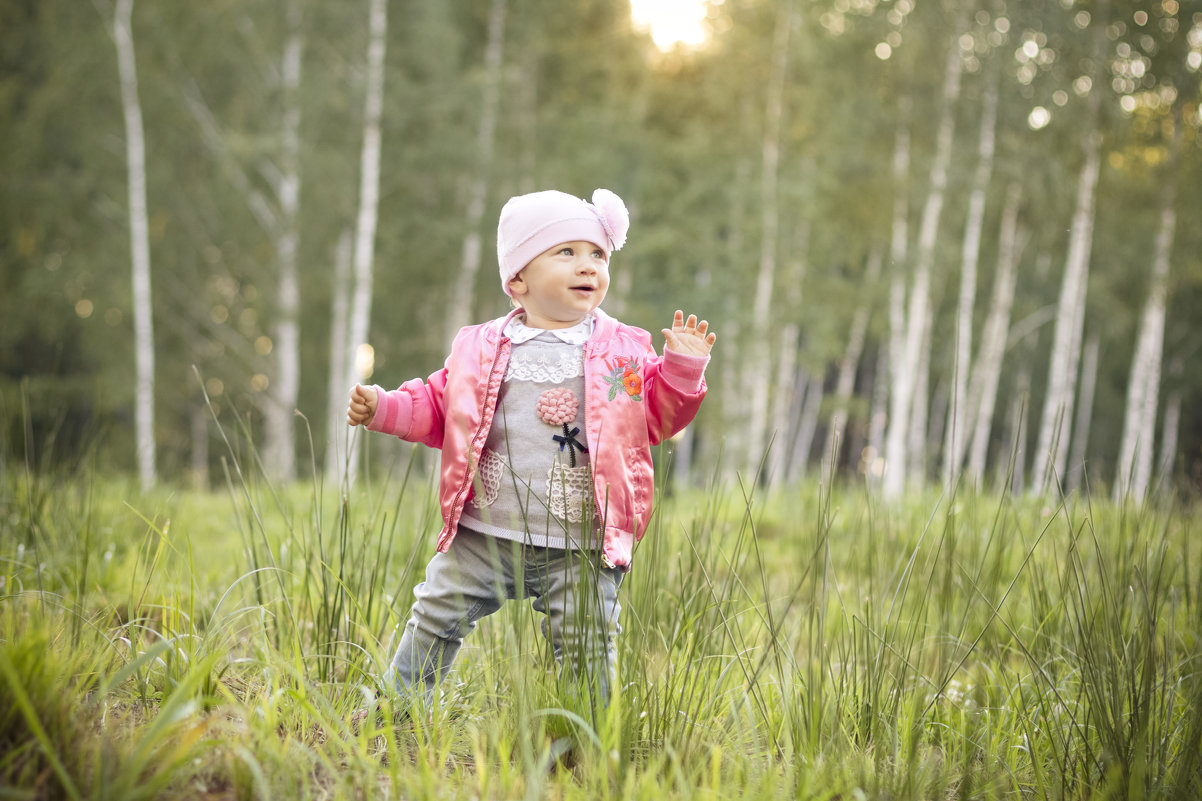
[347,384,378,427]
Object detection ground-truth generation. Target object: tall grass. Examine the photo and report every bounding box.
[1,419,1199,799]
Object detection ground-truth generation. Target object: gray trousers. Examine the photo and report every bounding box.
[383,527,623,704]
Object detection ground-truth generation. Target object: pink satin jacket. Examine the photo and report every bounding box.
[366,308,708,570]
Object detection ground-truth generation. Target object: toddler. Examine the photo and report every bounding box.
[347,188,716,708]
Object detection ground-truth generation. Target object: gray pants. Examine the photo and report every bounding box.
[383,527,623,705]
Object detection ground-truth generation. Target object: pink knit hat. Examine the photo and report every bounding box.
[496,188,629,296]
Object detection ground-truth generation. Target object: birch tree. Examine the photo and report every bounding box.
[965,182,1025,486]
[943,63,1000,490]
[1065,331,1098,493]
[178,4,306,482]
[767,230,808,488]
[105,0,156,490]
[822,250,881,479]
[335,0,388,485]
[745,0,798,474]
[1114,105,1181,502]
[876,103,911,489]
[263,0,305,483]
[444,0,507,345]
[1031,0,1107,496]
[883,4,967,497]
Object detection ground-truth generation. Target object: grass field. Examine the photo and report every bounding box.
[2,442,1200,800]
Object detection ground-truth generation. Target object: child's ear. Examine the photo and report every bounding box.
[508,274,527,297]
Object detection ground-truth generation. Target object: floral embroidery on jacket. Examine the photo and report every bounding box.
[603,356,643,402]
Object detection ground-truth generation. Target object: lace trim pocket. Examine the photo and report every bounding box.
[470,448,505,508]
[546,462,592,522]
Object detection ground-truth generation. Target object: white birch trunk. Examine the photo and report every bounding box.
[1065,332,1099,493]
[767,223,809,488]
[112,0,156,490]
[744,2,797,472]
[325,230,354,478]
[1006,365,1031,494]
[1155,383,1180,495]
[1114,111,1179,503]
[767,323,800,487]
[906,311,932,487]
[866,344,890,486]
[883,10,964,497]
[783,368,811,484]
[878,111,910,490]
[1032,7,1106,496]
[966,183,1025,486]
[719,161,751,474]
[823,249,881,478]
[445,0,506,344]
[342,0,389,485]
[792,372,824,479]
[943,67,998,490]
[264,1,304,482]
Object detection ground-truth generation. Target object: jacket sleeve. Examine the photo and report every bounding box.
[365,365,450,450]
[642,347,709,446]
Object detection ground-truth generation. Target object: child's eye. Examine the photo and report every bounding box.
[591,249,605,260]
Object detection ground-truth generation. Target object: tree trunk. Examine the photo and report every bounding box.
[782,368,811,483]
[767,222,809,489]
[112,0,156,490]
[767,322,800,487]
[1065,332,1099,493]
[1155,381,1180,496]
[1114,108,1180,503]
[444,0,506,345]
[264,0,305,483]
[342,0,389,485]
[943,64,999,490]
[325,229,353,478]
[1006,365,1031,495]
[1032,2,1107,496]
[866,344,890,487]
[876,109,910,490]
[790,369,824,481]
[824,249,881,478]
[883,6,965,497]
[966,183,1025,486]
[744,1,798,473]
[906,302,933,487]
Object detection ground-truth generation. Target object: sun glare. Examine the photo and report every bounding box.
[630,0,710,50]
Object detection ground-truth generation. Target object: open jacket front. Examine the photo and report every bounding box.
[366,308,708,570]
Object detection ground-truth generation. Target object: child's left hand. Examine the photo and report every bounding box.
[662,310,717,357]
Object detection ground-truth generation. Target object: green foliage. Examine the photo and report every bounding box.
[2,0,1201,488]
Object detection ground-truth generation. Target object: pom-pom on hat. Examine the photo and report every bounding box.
[497,188,629,296]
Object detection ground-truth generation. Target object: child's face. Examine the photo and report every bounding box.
[507,240,610,329]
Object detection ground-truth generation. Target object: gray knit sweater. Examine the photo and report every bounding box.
[458,319,598,550]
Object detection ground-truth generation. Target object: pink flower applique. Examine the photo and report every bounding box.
[537,388,587,467]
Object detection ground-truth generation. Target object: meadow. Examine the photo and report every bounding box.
[2,438,1199,800]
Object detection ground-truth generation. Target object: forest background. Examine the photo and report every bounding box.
[2,0,1201,503]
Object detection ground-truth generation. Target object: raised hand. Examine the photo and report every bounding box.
[347,383,378,427]
[662,310,717,357]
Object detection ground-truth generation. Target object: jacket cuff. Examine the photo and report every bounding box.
[660,350,709,394]
[365,384,410,436]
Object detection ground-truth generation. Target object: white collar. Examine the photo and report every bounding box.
[504,313,594,345]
